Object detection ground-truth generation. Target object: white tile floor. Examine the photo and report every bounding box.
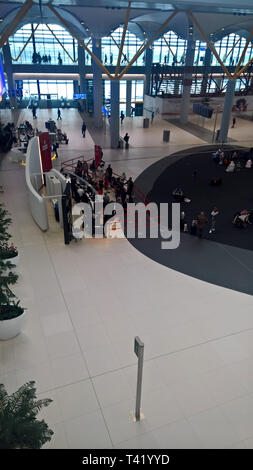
[0,108,253,448]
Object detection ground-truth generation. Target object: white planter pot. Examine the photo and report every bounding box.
[2,253,19,274]
[0,310,26,340]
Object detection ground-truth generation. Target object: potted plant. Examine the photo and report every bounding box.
[0,204,19,269]
[0,205,25,340]
[0,381,54,449]
[0,255,25,340]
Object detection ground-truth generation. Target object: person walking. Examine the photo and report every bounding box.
[52,143,58,158]
[151,111,154,123]
[196,211,208,238]
[32,105,37,119]
[209,207,219,234]
[82,121,86,137]
[57,108,62,120]
[232,117,236,128]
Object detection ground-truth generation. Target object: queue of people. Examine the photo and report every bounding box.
[72,159,134,208]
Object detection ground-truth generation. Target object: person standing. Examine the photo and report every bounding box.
[32,105,37,119]
[232,117,236,128]
[120,111,125,125]
[127,176,134,197]
[196,211,208,238]
[151,111,154,123]
[209,207,219,234]
[57,108,62,120]
[123,133,129,148]
[82,121,86,137]
[110,53,113,65]
[52,143,58,158]
[105,164,113,184]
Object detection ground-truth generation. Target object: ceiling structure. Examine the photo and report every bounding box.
[1,0,253,43]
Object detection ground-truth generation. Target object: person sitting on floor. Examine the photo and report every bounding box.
[233,210,252,228]
[226,160,235,173]
[172,187,184,202]
[245,158,252,169]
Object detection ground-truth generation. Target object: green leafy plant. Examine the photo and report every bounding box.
[0,242,18,260]
[0,381,54,449]
[0,203,12,246]
[0,204,23,321]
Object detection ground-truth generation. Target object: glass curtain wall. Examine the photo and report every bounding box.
[103,79,144,113]
[22,80,74,99]
[153,31,187,65]
[213,34,253,66]
[100,27,145,66]
[9,24,78,65]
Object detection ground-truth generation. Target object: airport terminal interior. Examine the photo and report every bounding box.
[1,0,253,450]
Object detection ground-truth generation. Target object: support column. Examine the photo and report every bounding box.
[215,78,222,93]
[145,47,153,95]
[73,80,79,95]
[78,44,87,111]
[201,47,212,95]
[219,79,236,143]
[110,80,119,149]
[173,79,180,95]
[2,42,17,108]
[92,38,103,128]
[180,33,195,124]
[126,80,132,117]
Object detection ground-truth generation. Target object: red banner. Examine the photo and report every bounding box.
[39,132,52,173]
[94,145,102,167]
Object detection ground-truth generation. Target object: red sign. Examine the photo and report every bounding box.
[94,145,102,168]
[39,132,52,173]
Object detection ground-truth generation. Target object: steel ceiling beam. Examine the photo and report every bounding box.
[115,1,131,76]
[188,11,233,79]
[0,0,34,49]
[118,10,178,79]
[233,26,253,75]
[48,3,114,80]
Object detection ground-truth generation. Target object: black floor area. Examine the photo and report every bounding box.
[130,144,253,295]
[148,148,253,251]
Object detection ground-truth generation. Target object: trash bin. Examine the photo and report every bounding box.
[119,137,124,149]
[163,130,170,142]
[143,118,149,128]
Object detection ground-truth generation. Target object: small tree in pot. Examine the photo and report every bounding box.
[0,381,54,449]
[0,205,25,339]
[0,204,18,263]
[0,257,23,321]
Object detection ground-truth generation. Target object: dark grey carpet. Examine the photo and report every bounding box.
[129,144,253,295]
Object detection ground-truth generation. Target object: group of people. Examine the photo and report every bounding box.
[232,210,253,228]
[32,52,51,64]
[181,208,219,238]
[72,159,134,208]
[212,148,252,172]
